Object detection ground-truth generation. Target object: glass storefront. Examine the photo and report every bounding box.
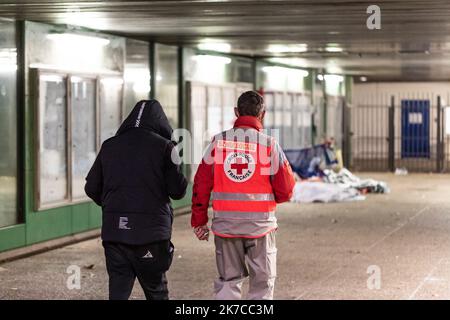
[0,19,18,227]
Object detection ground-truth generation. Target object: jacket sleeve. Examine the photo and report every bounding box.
[85,151,104,206]
[270,140,296,203]
[164,142,188,200]
[191,141,215,228]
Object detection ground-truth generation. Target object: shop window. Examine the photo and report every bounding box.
[99,77,123,143]
[155,44,179,128]
[70,76,97,200]
[0,19,18,227]
[36,70,124,210]
[38,74,69,205]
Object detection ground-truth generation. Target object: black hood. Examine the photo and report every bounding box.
[116,100,173,140]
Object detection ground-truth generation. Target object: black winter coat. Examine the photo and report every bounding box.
[85,100,187,245]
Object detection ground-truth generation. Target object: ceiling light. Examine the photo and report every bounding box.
[124,68,150,82]
[0,63,17,72]
[40,75,64,82]
[324,74,344,82]
[100,78,124,86]
[197,42,231,53]
[47,33,110,47]
[360,76,368,82]
[267,44,308,53]
[325,45,343,53]
[262,66,309,77]
[317,74,324,81]
[191,55,232,65]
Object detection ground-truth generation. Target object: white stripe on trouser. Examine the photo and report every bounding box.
[213,231,277,300]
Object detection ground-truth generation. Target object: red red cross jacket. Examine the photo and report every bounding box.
[191,116,296,237]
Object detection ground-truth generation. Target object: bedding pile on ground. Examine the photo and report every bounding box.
[287,145,389,204]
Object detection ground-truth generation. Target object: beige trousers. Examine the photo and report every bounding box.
[214,232,277,300]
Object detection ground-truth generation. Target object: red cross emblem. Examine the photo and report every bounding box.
[230,157,249,175]
[224,152,255,182]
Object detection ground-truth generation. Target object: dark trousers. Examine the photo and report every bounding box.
[103,240,174,300]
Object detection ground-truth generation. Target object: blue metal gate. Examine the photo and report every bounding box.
[401,99,430,158]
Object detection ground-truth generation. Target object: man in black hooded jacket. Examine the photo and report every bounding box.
[85,100,187,300]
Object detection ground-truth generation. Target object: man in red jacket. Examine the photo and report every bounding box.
[191,90,295,300]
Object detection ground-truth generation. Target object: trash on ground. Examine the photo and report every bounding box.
[323,168,390,194]
[395,167,408,175]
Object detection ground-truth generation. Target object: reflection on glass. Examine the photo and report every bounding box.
[189,84,207,182]
[446,107,450,135]
[124,39,150,115]
[222,87,236,129]
[207,87,222,135]
[100,77,123,143]
[39,74,68,205]
[26,21,124,75]
[264,93,274,128]
[0,19,18,227]
[71,77,96,199]
[155,44,178,128]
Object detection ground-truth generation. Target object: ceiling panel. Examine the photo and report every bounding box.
[2,1,450,80]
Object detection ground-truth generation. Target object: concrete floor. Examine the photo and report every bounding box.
[1,173,449,300]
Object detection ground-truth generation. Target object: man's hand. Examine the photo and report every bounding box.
[194,225,210,241]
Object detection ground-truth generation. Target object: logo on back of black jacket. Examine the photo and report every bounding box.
[119,217,131,230]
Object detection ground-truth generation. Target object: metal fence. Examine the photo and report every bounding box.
[349,94,449,173]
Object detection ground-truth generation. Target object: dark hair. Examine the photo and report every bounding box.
[237,91,265,117]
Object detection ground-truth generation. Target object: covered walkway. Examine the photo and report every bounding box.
[1,173,449,300]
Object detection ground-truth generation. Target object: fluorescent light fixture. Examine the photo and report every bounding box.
[125,69,150,93]
[317,74,324,81]
[360,76,368,82]
[262,66,282,73]
[40,75,64,82]
[0,48,17,72]
[324,74,344,82]
[100,77,124,86]
[262,66,309,77]
[267,44,308,53]
[124,68,150,82]
[133,83,151,94]
[325,44,343,53]
[269,57,309,68]
[0,49,16,59]
[70,76,83,83]
[47,33,110,47]
[0,63,17,72]
[197,42,231,53]
[191,55,232,65]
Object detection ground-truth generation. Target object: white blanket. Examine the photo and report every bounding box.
[291,181,366,203]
